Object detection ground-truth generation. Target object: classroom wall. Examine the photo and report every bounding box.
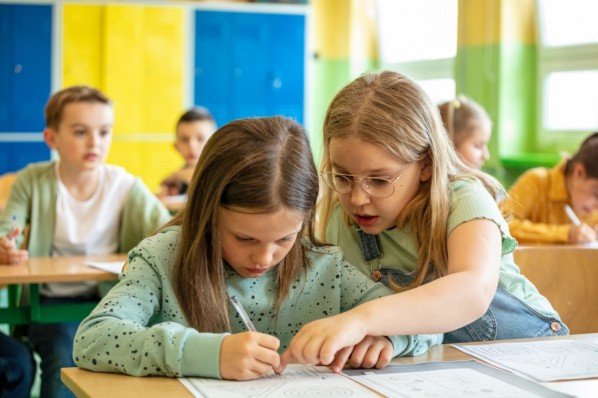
[1,0,563,187]
[0,0,309,192]
[317,0,558,186]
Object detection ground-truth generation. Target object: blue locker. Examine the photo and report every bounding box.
[0,142,50,175]
[232,12,268,120]
[194,11,232,126]
[12,5,52,132]
[194,9,305,127]
[0,5,15,131]
[267,14,304,122]
[0,4,51,174]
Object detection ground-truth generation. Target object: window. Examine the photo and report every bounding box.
[375,0,458,103]
[537,0,598,150]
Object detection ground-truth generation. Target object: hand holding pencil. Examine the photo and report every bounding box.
[218,295,281,380]
[0,214,28,265]
[564,205,596,243]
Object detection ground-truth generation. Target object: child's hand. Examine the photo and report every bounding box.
[0,227,28,265]
[329,336,394,373]
[276,312,367,373]
[220,332,281,380]
[568,223,596,243]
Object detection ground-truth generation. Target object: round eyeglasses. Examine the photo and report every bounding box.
[320,163,415,199]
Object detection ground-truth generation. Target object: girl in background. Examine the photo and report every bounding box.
[439,96,492,170]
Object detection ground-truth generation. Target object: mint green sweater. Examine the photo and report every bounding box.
[73,227,442,379]
[0,161,171,256]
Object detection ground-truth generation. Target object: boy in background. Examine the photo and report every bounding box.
[0,85,171,398]
[502,132,598,243]
[157,107,216,198]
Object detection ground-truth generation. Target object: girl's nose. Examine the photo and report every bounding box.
[483,146,490,161]
[350,182,370,207]
[251,245,274,267]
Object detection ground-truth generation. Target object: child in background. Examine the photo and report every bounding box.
[0,85,171,398]
[280,71,566,367]
[438,96,492,170]
[502,132,598,244]
[158,107,216,198]
[0,331,36,398]
[73,116,440,380]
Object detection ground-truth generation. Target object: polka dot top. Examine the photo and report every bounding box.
[73,226,441,378]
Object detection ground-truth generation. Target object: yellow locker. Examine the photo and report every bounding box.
[62,4,103,88]
[63,3,186,190]
[144,7,185,133]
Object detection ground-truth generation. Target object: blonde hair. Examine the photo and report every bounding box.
[318,71,502,290]
[45,85,112,130]
[438,95,491,147]
[166,116,321,332]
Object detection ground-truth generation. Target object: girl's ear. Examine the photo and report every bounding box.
[419,152,433,182]
[572,162,587,179]
[43,128,58,149]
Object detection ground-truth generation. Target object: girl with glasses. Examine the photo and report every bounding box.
[280,71,567,368]
[73,116,440,380]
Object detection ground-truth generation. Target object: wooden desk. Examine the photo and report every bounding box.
[160,195,186,213]
[0,255,123,324]
[514,244,598,334]
[62,333,598,398]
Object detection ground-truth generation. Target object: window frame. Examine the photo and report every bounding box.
[536,0,598,152]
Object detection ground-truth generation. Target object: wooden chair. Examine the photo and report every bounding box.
[0,172,16,215]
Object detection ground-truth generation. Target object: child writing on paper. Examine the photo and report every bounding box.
[73,116,441,380]
[157,107,217,198]
[438,96,492,170]
[502,131,598,244]
[0,85,171,398]
[280,71,567,368]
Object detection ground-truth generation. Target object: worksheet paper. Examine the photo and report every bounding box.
[85,261,125,274]
[179,361,570,398]
[345,361,571,398]
[180,365,380,397]
[454,340,598,382]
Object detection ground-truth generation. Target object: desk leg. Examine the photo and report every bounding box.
[30,284,41,323]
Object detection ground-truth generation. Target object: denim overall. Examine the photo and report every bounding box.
[358,230,569,343]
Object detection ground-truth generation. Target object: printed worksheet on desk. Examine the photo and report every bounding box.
[454,340,598,382]
[180,364,381,398]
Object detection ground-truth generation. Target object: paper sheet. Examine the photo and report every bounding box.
[179,365,380,398]
[454,340,598,381]
[346,361,571,398]
[85,261,125,274]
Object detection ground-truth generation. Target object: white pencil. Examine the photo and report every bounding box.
[564,204,581,226]
[229,295,257,332]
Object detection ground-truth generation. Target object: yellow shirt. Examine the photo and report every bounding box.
[502,160,598,243]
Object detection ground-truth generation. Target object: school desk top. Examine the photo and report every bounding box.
[62,333,598,398]
[0,254,124,324]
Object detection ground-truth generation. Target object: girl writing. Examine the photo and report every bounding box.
[73,116,439,380]
[281,71,567,367]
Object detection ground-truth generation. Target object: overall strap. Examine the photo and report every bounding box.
[357,229,383,261]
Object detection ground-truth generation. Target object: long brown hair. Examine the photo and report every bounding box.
[318,71,502,290]
[168,116,320,332]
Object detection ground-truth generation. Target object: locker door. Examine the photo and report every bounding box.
[267,13,305,123]
[62,4,103,88]
[231,12,268,120]
[13,4,52,132]
[0,5,15,131]
[195,10,232,126]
